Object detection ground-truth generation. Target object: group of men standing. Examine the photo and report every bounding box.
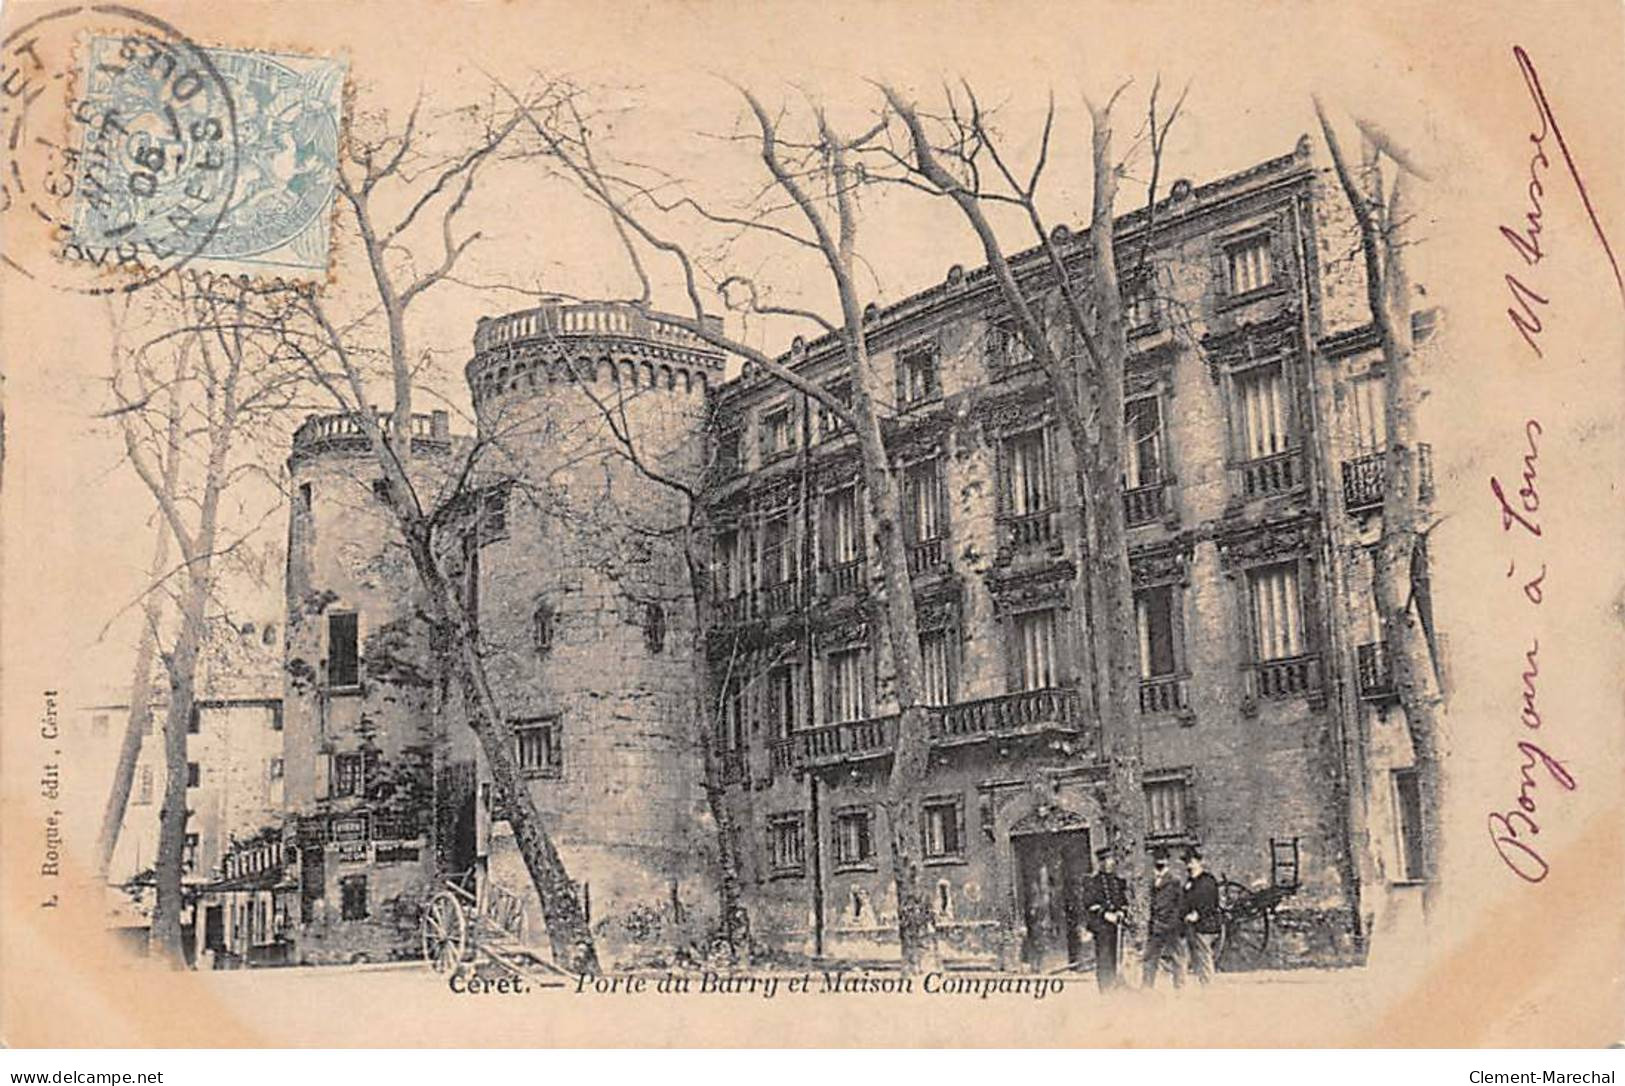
[1080,846,1222,991]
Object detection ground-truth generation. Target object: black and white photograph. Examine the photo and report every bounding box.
[0,0,1620,1061]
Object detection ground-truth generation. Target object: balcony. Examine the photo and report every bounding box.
[803,716,897,768]
[826,558,864,596]
[1251,653,1323,700]
[1342,451,1386,513]
[791,687,1092,769]
[768,738,802,778]
[934,686,1084,745]
[761,579,802,617]
[1002,509,1058,551]
[1124,482,1168,527]
[908,537,945,576]
[1138,675,1189,715]
[1356,641,1397,701]
[1237,450,1303,500]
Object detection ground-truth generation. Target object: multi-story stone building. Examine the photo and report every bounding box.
[701,134,1434,969]
[275,134,1435,971]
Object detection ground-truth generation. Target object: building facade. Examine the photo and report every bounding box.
[272,135,1434,971]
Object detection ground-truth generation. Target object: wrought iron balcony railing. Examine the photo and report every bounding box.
[1238,449,1304,499]
[907,537,945,576]
[1342,450,1386,512]
[1356,640,1397,701]
[1251,653,1323,700]
[1138,675,1189,715]
[1124,482,1168,527]
[1002,508,1058,550]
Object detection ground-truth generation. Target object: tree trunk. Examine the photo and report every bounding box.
[403,526,601,974]
[148,577,208,966]
[96,521,170,881]
[1077,108,1151,959]
[684,543,750,960]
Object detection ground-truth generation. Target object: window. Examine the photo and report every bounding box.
[761,512,796,587]
[714,531,744,600]
[134,765,153,805]
[1234,363,1291,460]
[298,483,312,512]
[643,603,666,654]
[532,601,554,654]
[1135,586,1180,678]
[833,808,875,869]
[766,664,798,738]
[477,484,509,539]
[987,318,1033,372]
[1126,398,1164,489]
[1349,372,1388,454]
[898,345,938,406]
[1145,777,1190,838]
[1011,609,1058,691]
[332,752,363,797]
[920,628,957,706]
[825,648,868,724]
[1227,235,1273,295]
[340,874,369,920]
[268,757,285,780]
[823,486,861,567]
[922,797,965,860]
[905,459,945,543]
[818,379,851,439]
[1393,769,1426,882]
[328,612,359,688]
[717,677,748,751]
[187,706,201,734]
[715,428,741,473]
[371,477,391,502]
[1003,429,1052,516]
[762,405,796,458]
[183,832,199,873]
[1124,274,1157,331]
[514,717,563,777]
[768,814,805,875]
[1249,562,1305,661]
[186,762,201,788]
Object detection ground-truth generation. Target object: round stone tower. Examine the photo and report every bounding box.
[460,300,723,956]
[282,409,455,963]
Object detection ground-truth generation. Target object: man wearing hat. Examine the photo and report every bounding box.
[1182,847,1223,984]
[1142,847,1186,989]
[1081,846,1129,991]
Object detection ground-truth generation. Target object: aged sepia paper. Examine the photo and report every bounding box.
[1,0,1621,1049]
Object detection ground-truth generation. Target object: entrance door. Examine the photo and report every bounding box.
[204,905,225,951]
[1015,829,1092,971]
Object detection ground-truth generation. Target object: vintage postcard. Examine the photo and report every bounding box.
[0,0,1620,1049]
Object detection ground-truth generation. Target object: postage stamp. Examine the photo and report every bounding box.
[69,37,345,279]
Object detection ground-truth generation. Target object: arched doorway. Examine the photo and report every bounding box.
[1010,807,1093,972]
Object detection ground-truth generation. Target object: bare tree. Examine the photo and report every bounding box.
[104,276,307,964]
[507,83,949,971]
[283,86,603,973]
[1314,98,1443,909]
[876,80,1188,958]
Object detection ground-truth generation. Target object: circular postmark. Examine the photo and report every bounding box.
[0,3,240,293]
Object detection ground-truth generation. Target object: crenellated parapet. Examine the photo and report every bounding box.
[289,408,453,465]
[465,300,724,407]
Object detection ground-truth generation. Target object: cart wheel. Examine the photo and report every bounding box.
[421,891,469,974]
[1216,880,1271,972]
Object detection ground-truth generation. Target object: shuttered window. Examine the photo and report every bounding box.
[905,459,945,542]
[1250,562,1305,661]
[1126,398,1164,488]
[825,649,868,724]
[1228,237,1273,294]
[1235,364,1291,460]
[1004,429,1052,515]
[1012,609,1058,691]
[920,629,956,706]
[1135,586,1180,678]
